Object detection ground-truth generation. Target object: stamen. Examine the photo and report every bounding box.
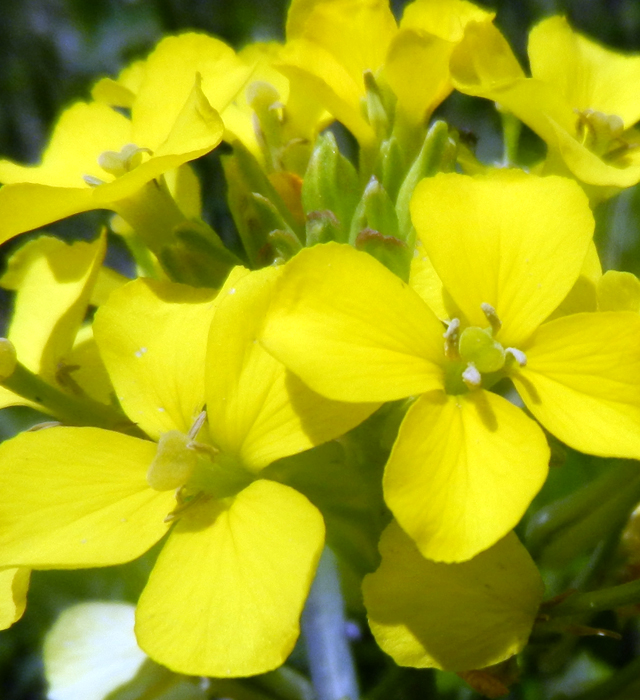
[462,362,482,389]
[83,175,105,187]
[188,410,207,440]
[506,347,527,367]
[481,302,502,334]
[443,318,460,359]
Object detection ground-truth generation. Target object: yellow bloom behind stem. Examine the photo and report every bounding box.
[363,524,544,672]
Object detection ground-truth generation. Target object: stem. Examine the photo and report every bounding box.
[550,577,640,618]
[2,361,131,430]
[302,547,360,700]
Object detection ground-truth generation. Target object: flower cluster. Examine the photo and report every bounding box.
[3,1,640,698]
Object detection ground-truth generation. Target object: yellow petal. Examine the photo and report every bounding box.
[92,59,147,107]
[94,278,219,441]
[597,270,640,312]
[44,602,147,700]
[386,0,495,124]
[529,16,640,128]
[131,33,251,150]
[384,390,549,562]
[449,19,525,92]
[92,78,224,206]
[548,242,602,319]
[0,567,30,630]
[66,327,114,406]
[363,524,543,671]
[135,479,324,677]
[0,101,131,187]
[261,243,445,402]
[0,184,95,244]
[207,267,378,471]
[2,234,106,381]
[286,0,396,77]
[400,0,493,40]
[411,171,594,347]
[546,116,640,188]
[0,427,173,568]
[277,41,375,147]
[514,312,640,459]
[282,0,397,146]
[409,240,448,319]
[384,30,455,125]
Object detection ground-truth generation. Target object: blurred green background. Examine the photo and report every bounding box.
[3,1,640,699]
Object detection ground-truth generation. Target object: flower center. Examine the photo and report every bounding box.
[442,303,526,394]
[146,411,254,521]
[83,143,152,186]
[574,109,640,163]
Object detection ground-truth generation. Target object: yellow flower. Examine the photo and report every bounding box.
[363,523,543,671]
[0,234,123,413]
[261,170,640,562]
[279,0,494,150]
[0,33,253,246]
[0,268,375,676]
[451,16,640,188]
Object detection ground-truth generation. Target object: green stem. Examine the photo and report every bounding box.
[2,361,130,430]
[550,577,640,618]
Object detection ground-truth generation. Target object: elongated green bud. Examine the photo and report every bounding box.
[396,120,455,238]
[302,132,360,243]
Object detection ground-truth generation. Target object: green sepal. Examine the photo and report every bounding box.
[350,177,409,279]
[246,80,283,170]
[363,70,394,144]
[158,221,242,288]
[267,229,303,262]
[301,132,360,243]
[305,210,342,246]
[222,141,303,266]
[377,136,405,203]
[395,120,455,240]
[350,177,399,243]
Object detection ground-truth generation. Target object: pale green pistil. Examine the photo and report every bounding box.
[146,411,254,520]
[443,304,527,393]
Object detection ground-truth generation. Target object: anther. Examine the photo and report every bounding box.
[188,410,207,441]
[443,318,460,359]
[481,303,502,334]
[462,363,482,389]
[83,175,105,187]
[506,347,527,367]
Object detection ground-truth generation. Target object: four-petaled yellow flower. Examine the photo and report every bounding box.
[261,170,640,562]
[0,268,375,676]
[451,16,640,190]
